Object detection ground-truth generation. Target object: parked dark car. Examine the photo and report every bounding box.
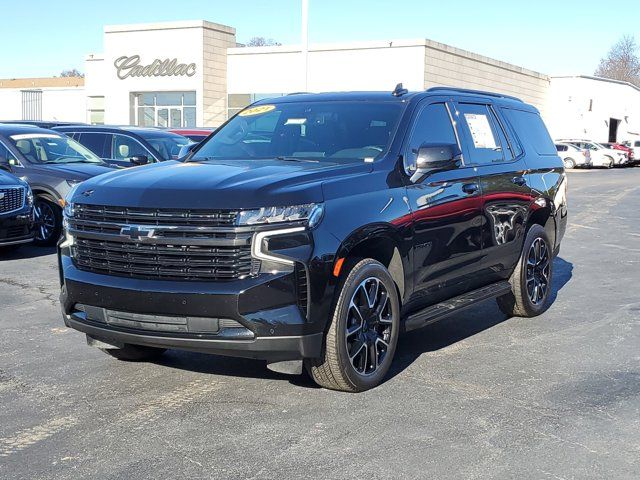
[0,120,87,129]
[59,87,567,392]
[0,169,34,250]
[168,127,214,143]
[0,124,113,245]
[54,126,191,168]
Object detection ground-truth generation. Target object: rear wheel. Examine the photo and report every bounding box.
[305,259,400,392]
[497,224,553,317]
[101,344,167,361]
[563,157,576,169]
[604,156,614,168]
[33,198,62,246]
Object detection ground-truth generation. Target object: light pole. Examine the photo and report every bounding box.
[301,0,309,91]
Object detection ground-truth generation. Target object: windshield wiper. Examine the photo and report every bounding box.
[275,156,319,163]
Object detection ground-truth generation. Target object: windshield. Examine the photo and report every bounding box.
[10,133,103,164]
[191,101,404,163]
[138,132,191,161]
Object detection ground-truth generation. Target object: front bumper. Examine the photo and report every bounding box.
[58,253,325,361]
[0,210,34,246]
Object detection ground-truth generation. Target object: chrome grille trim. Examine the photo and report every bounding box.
[0,186,26,215]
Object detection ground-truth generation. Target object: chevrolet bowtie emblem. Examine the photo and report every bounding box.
[120,225,156,240]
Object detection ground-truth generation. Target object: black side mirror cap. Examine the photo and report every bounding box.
[129,155,149,166]
[410,143,461,182]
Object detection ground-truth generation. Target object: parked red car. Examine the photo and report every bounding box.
[602,142,634,161]
[168,128,214,143]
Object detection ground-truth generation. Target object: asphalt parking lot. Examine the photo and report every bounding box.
[1,168,639,480]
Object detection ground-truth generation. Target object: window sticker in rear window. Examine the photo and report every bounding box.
[464,113,497,149]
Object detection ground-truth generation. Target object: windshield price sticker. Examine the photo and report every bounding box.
[239,105,276,117]
[464,113,497,149]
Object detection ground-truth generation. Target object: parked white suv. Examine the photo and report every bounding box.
[555,143,588,169]
[557,139,626,167]
[624,140,640,161]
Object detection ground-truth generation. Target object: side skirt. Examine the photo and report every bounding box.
[402,281,512,333]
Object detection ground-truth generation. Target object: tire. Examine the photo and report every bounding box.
[497,224,553,318]
[604,156,614,169]
[101,344,167,361]
[33,197,62,246]
[305,259,400,392]
[563,157,576,169]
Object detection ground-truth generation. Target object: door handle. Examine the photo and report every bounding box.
[512,176,527,186]
[462,182,479,195]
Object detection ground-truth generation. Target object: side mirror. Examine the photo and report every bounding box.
[410,143,461,182]
[0,156,11,172]
[178,143,198,160]
[129,155,149,166]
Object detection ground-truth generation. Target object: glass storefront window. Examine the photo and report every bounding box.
[131,91,197,127]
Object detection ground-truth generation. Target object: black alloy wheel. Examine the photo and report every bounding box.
[345,277,394,376]
[33,198,62,246]
[526,237,550,305]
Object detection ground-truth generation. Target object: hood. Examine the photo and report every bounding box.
[0,170,24,186]
[33,163,114,180]
[72,159,373,209]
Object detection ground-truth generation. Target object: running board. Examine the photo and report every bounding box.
[403,281,512,332]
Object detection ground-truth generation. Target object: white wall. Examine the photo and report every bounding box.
[0,87,85,122]
[547,76,640,143]
[228,40,427,94]
[101,21,206,125]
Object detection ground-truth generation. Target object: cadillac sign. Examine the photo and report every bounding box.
[114,55,196,80]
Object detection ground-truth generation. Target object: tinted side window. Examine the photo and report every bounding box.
[113,135,151,160]
[405,103,457,172]
[501,108,556,155]
[556,145,567,152]
[457,103,504,165]
[79,133,111,158]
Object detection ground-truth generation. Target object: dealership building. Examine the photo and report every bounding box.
[1,19,639,144]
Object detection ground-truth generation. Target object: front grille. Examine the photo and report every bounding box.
[69,204,253,282]
[74,204,238,227]
[0,186,25,214]
[74,238,252,281]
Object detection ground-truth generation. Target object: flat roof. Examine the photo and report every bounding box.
[0,77,84,89]
[104,20,235,35]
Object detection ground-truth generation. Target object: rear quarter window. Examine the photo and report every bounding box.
[502,108,557,156]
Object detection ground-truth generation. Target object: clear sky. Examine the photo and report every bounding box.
[0,0,637,78]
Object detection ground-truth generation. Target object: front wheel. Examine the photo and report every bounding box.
[563,157,576,169]
[497,224,554,317]
[305,259,400,392]
[33,198,62,246]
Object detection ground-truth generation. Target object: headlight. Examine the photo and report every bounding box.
[237,203,324,228]
[62,182,82,217]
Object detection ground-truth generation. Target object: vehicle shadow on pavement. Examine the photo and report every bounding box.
[154,257,573,389]
[386,256,574,382]
[0,245,56,260]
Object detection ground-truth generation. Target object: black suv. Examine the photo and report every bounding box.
[0,125,113,245]
[58,87,567,392]
[54,126,191,168]
[0,169,34,249]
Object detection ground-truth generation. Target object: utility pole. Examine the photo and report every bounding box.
[301,0,309,91]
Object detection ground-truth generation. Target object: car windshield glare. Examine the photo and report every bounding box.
[191,101,404,163]
[10,133,103,164]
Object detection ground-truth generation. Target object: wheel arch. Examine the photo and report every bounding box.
[526,203,556,251]
[31,185,62,205]
[335,224,407,303]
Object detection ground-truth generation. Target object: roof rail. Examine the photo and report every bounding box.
[426,87,523,103]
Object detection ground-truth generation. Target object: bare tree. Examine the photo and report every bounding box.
[594,35,640,86]
[244,37,282,47]
[59,68,85,78]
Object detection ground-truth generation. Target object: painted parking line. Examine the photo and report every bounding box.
[0,416,78,457]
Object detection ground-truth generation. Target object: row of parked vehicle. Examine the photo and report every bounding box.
[0,121,214,248]
[555,138,639,169]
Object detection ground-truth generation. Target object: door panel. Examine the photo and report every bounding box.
[453,101,534,283]
[403,100,484,311]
